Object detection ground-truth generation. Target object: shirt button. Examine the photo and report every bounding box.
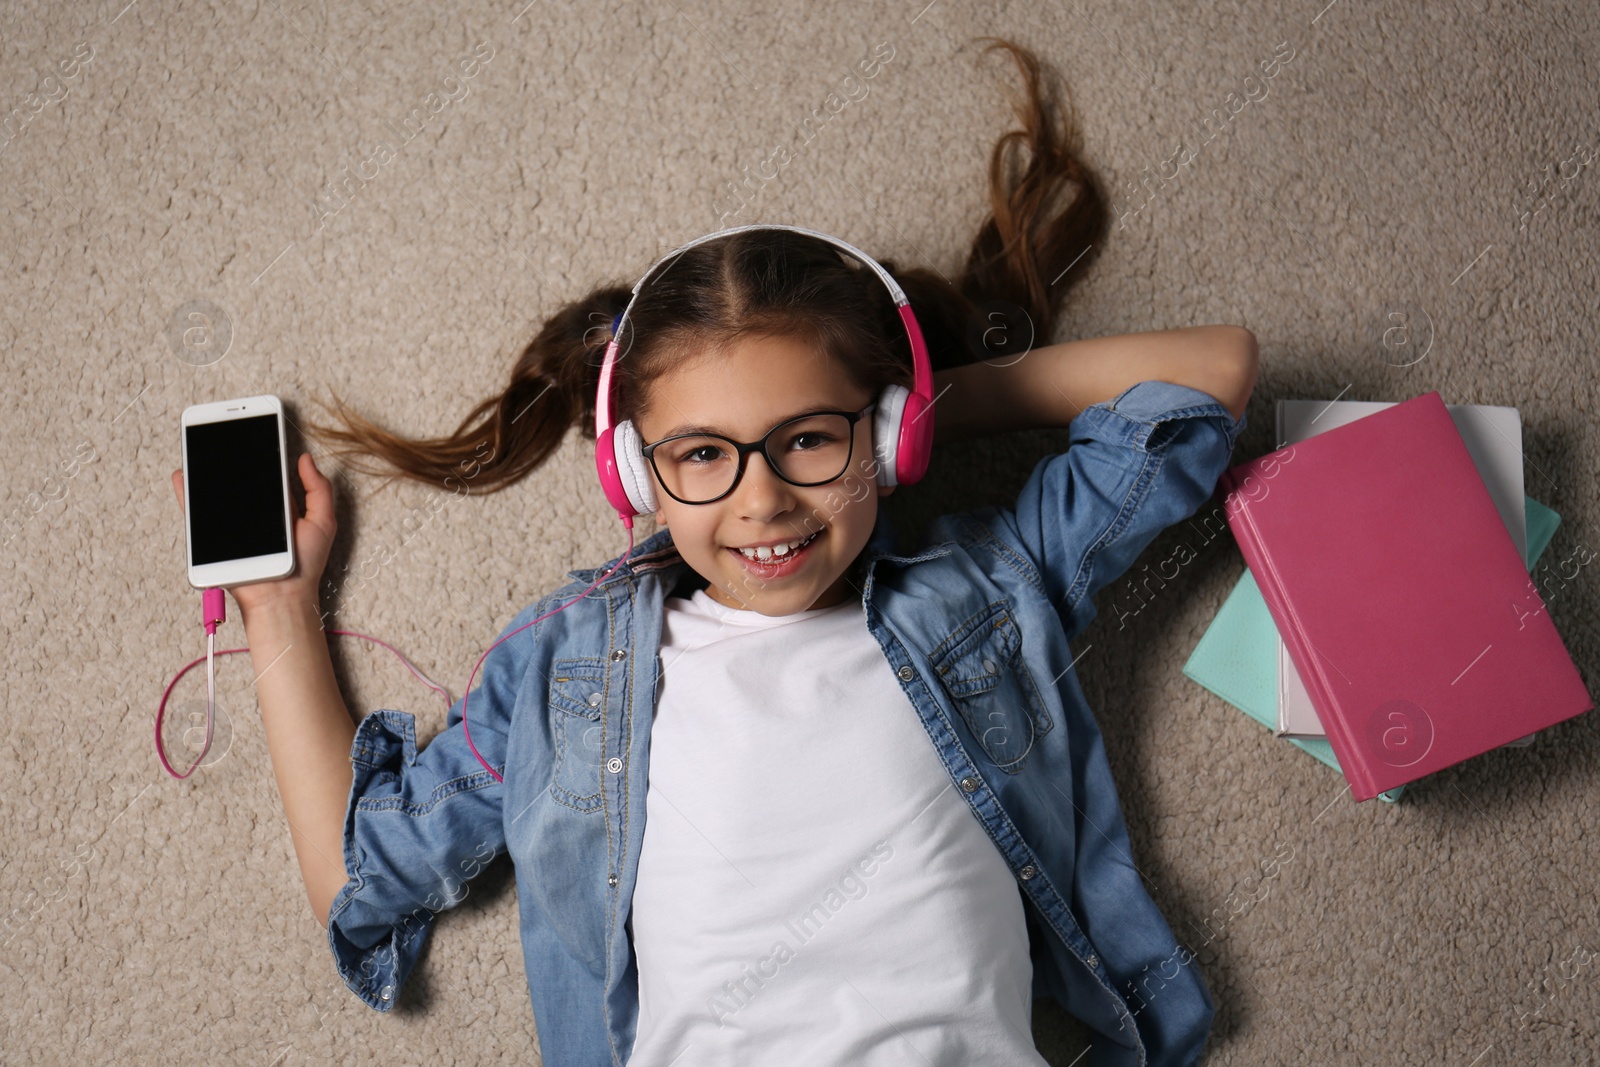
[959,776,980,793]
[897,665,914,681]
[983,658,997,674]
[611,649,627,661]
[1086,954,1099,968]
[1018,865,1036,880]
[379,985,393,1002]
[607,873,618,887]
[606,757,623,773]
[587,692,602,707]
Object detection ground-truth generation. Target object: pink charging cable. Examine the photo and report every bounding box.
[154,588,452,779]
[157,523,636,784]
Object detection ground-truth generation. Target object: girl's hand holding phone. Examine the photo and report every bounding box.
[171,451,337,621]
[172,447,357,929]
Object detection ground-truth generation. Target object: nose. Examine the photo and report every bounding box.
[732,449,797,518]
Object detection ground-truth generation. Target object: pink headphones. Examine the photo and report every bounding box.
[593,223,937,528]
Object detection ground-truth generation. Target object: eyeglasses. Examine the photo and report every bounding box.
[640,403,876,505]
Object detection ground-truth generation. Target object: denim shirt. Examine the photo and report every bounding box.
[326,379,1246,1067]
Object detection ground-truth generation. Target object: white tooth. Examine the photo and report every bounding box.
[739,533,816,560]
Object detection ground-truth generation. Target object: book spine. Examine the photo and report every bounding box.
[1220,467,1381,800]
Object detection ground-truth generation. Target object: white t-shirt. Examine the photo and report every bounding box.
[626,588,1048,1066]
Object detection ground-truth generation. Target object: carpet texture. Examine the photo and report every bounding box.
[2,1,1596,1064]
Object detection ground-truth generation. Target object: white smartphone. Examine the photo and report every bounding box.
[181,394,297,589]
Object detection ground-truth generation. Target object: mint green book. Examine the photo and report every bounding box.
[1183,495,1561,804]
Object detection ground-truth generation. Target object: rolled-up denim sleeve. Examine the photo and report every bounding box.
[326,597,548,1011]
[999,379,1246,642]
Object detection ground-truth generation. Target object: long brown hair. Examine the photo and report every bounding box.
[304,37,1109,497]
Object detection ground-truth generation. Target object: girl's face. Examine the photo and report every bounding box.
[634,332,893,616]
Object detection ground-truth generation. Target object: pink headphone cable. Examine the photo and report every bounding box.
[158,519,636,784]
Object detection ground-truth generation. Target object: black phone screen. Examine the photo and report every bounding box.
[186,414,290,566]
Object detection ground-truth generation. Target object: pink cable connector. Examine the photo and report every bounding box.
[153,588,229,779]
[202,586,225,636]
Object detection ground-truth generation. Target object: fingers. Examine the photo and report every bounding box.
[298,452,336,528]
[171,470,184,512]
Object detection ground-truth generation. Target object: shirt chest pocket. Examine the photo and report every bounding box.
[929,601,1054,774]
[548,659,607,813]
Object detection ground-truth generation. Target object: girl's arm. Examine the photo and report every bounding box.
[173,452,355,929]
[240,597,356,930]
[932,325,1258,444]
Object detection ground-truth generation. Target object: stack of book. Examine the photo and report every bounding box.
[1183,391,1591,803]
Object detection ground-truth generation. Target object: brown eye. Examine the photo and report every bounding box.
[682,445,723,464]
[667,437,732,465]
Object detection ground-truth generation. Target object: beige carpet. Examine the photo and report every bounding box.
[3,0,1597,1063]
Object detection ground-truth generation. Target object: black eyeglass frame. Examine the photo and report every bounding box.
[639,402,877,506]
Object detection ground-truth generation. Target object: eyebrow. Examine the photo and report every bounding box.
[657,403,861,440]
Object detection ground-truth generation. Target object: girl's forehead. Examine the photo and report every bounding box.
[644,386,871,438]
[640,339,868,435]
[659,332,840,383]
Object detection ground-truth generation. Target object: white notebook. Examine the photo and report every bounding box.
[1273,399,1532,741]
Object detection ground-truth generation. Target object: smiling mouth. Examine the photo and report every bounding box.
[728,528,823,565]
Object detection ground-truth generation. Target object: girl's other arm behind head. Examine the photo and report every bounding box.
[933,325,1258,443]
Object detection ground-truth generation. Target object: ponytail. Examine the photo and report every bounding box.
[882,36,1109,372]
[305,286,631,495]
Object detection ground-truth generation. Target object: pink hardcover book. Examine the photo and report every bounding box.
[1218,390,1592,801]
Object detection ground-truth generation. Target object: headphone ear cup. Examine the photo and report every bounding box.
[872,383,910,487]
[612,418,658,516]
